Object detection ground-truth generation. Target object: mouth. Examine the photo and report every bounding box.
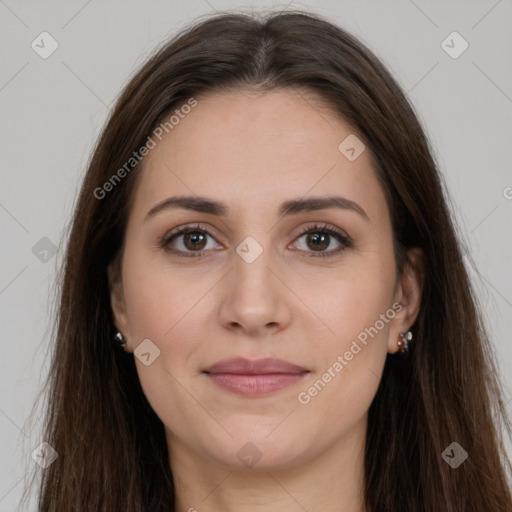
[202,357,310,396]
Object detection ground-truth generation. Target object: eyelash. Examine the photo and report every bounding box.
[158,222,353,259]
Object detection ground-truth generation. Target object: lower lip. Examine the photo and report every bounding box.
[205,372,307,396]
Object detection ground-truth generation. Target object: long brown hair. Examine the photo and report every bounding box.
[21,10,511,511]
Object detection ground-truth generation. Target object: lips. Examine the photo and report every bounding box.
[205,357,308,375]
[203,357,309,396]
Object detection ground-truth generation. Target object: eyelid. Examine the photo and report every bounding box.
[292,222,351,243]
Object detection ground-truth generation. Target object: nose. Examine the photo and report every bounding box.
[218,247,292,337]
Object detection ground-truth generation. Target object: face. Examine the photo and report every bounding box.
[110,88,422,472]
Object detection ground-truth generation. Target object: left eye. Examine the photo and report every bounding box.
[290,224,352,258]
[294,230,341,252]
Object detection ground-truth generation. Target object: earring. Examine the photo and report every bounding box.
[113,331,127,349]
[397,330,412,353]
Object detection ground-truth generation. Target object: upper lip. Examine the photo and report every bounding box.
[204,357,308,375]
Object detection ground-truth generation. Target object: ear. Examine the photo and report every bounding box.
[387,247,424,354]
[107,259,132,352]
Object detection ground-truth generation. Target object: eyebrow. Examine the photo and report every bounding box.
[144,195,370,223]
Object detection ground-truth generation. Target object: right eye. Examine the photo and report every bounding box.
[159,224,223,257]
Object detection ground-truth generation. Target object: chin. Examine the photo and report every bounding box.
[203,425,313,471]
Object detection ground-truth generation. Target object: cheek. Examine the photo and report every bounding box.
[296,255,395,420]
[120,249,211,401]
[122,244,214,341]
[121,259,209,437]
[295,289,393,443]
[312,251,396,346]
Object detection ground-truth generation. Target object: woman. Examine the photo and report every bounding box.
[23,10,512,511]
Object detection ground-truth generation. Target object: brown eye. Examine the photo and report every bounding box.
[159,224,223,258]
[182,231,207,251]
[305,232,330,251]
[292,223,353,258]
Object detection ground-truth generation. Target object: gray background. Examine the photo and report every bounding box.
[1,0,511,509]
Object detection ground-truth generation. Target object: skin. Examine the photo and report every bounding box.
[109,88,423,512]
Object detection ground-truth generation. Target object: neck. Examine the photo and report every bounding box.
[168,417,367,512]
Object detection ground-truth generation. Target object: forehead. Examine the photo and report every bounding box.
[131,88,388,223]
